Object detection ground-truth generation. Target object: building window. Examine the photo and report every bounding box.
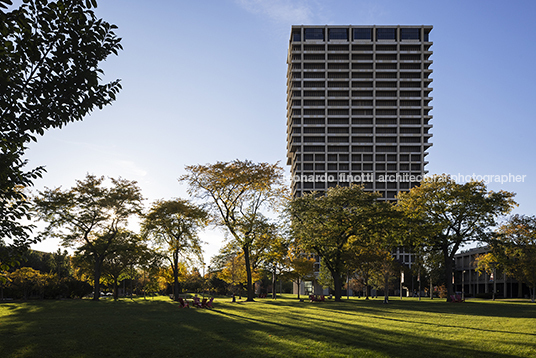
[292,29,301,42]
[377,28,396,40]
[353,28,372,40]
[401,28,420,40]
[305,28,324,40]
[329,28,348,40]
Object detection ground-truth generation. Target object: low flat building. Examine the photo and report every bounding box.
[454,246,530,298]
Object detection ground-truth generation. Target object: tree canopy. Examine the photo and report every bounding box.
[95,230,149,300]
[398,175,516,300]
[180,160,287,301]
[34,174,143,300]
[490,214,536,302]
[0,0,122,265]
[288,185,384,302]
[141,198,207,300]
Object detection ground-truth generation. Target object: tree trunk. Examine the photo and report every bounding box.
[418,270,421,301]
[272,267,276,299]
[173,251,180,301]
[333,272,342,302]
[243,246,254,301]
[443,246,454,302]
[113,277,119,301]
[296,277,300,300]
[493,268,497,301]
[93,257,103,301]
[383,271,389,304]
[364,274,369,300]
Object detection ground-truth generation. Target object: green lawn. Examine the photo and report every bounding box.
[1,295,535,357]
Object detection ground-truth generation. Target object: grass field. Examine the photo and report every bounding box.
[1,295,535,357]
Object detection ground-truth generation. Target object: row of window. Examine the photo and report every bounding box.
[292,145,429,153]
[297,163,422,170]
[294,106,427,112]
[293,98,429,104]
[291,63,430,70]
[294,172,425,180]
[292,127,427,134]
[292,83,431,90]
[292,28,429,42]
[292,55,430,62]
[291,44,429,52]
[295,153,423,162]
[293,73,428,79]
[293,137,427,143]
[292,109,429,115]
[292,118,431,125]
[295,183,418,197]
[291,83,431,91]
[296,175,423,182]
[290,90,431,97]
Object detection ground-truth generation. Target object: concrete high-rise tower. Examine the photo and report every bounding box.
[286,25,433,200]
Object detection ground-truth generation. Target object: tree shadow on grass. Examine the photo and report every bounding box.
[292,297,536,319]
[210,307,523,358]
[0,298,533,358]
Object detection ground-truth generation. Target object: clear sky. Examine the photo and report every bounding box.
[24,0,536,264]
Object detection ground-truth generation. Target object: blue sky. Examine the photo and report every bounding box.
[25,0,536,263]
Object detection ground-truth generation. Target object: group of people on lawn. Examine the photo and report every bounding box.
[178,296,214,308]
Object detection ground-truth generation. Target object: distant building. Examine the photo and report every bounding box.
[454,246,530,298]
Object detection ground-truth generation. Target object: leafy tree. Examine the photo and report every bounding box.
[133,250,165,299]
[398,175,516,301]
[216,249,250,297]
[371,206,415,303]
[288,185,382,302]
[376,250,401,303]
[286,245,315,300]
[98,231,148,300]
[34,174,143,300]
[0,0,122,261]
[475,252,499,300]
[182,268,204,293]
[180,160,287,301]
[206,273,228,296]
[491,214,536,302]
[263,232,289,299]
[141,199,207,300]
[46,249,73,278]
[8,266,48,299]
[416,248,447,299]
[348,244,386,299]
[317,257,334,291]
[136,269,161,299]
[155,264,187,296]
[14,249,72,278]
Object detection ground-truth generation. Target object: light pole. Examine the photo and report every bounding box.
[418,266,421,301]
[206,265,211,297]
[400,269,404,300]
[347,270,350,300]
[462,270,465,301]
[493,268,497,301]
[430,278,433,300]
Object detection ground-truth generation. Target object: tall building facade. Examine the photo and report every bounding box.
[286,25,433,200]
